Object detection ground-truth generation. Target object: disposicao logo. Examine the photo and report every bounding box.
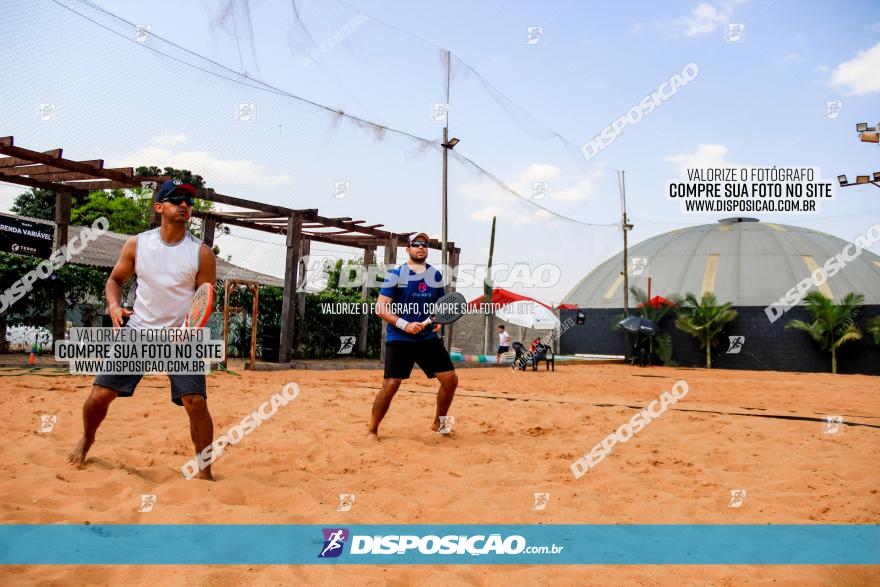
[318,528,349,558]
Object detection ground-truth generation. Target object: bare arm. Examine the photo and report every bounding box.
[375,293,426,335]
[196,244,217,289]
[106,236,136,328]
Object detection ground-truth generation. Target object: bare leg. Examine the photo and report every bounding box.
[431,370,458,432]
[181,394,214,481]
[68,384,119,466]
[368,378,402,439]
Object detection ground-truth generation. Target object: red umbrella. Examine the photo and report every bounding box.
[638,295,678,309]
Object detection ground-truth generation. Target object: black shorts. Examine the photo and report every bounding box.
[497,345,509,353]
[384,337,455,380]
[93,373,207,406]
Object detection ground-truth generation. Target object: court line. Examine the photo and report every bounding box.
[348,384,880,429]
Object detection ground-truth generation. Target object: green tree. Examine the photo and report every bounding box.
[674,292,738,369]
[71,188,153,234]
[786,291,864,374]
[10,188,56,221]
[868,316,880,346]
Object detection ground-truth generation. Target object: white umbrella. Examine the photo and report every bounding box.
[495,300,560,330]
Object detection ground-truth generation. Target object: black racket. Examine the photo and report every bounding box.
[420,292,468,326]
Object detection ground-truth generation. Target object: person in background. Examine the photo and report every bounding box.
[496,324,511,365]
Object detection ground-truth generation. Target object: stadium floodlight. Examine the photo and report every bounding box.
[874,172,880,181]
[441,137,460,149]
[856,122,868,132]
[837,175,848,186]
[860,131,879,144]
[855,175,870,184]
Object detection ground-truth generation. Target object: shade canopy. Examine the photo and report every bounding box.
[495,300,560,330]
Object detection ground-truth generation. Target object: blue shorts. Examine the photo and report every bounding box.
[93,373,206,406]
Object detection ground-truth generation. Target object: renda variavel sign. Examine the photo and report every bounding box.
[0,213,54,259]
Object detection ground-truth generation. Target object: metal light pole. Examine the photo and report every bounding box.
[619,170,633,316]
[441,49,451,269]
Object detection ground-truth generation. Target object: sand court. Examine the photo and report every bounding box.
[0,363,878,583]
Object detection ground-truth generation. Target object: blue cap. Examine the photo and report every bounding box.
[156,179,197,201]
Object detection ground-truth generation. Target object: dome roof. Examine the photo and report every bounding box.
[563,218,880,308]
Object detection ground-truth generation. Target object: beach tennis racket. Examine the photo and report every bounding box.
[420,292,467,326]
[181,283,214,327]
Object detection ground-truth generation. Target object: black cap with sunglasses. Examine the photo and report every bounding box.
[156,179,197,206]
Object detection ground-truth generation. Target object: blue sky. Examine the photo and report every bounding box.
[1,0,878,304]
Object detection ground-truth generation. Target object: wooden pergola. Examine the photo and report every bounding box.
[0,136,461,362]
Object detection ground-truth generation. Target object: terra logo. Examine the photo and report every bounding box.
[318,528,349,558]
[418,282,428,292]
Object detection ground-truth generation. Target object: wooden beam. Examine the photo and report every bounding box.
[0,149,63,168]
[212,211,283,219]
[0,161,107,176]
[0,174,91,193]
[278,214,302,363]
[0,145,109,179]
[194,189,304,217]
[54,180,133,191]
[4,171,128,183]
[192,211,287,235]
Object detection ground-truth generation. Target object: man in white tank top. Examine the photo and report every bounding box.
[68,179,218,480]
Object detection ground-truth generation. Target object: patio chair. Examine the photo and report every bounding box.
[532,343,555,371]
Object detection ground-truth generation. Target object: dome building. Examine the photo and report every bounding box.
[559,218,880,374]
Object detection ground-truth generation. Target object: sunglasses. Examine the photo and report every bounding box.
[409,240,429,248]
[162,194,194,206]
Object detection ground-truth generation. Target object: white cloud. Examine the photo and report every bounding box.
[664,144,733,172]
[150,133,188,146]
[815,64,830,73]
[867,21,880,33]
[634,1,746,38]
[114,138,290,188]
[830,42,880,95]
[460,162,604,225]
[775,52,800,66]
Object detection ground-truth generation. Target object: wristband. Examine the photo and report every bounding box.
[395,318,409,330]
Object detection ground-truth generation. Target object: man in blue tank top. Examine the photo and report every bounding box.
[368,232,458,439]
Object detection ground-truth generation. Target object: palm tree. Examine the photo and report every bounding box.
[674,292,738,368]
[786,292,864,374]
[867,316,880,346]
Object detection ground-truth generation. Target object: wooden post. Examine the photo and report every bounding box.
[379,236,397,362]
[202,218,216,247]
[52,190,72,343]
[249,284,259,370]
[279,214,302,363]
[295,239,310,358]
[222,281,231,370]
[358,246,375,355]
[149,187,161,228]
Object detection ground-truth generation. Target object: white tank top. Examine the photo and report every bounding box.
[128,228,202,329]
